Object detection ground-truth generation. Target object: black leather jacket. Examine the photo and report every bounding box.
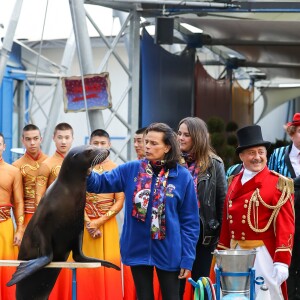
[197,155,227,246]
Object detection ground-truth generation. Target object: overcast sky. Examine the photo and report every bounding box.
[0,0,119,41]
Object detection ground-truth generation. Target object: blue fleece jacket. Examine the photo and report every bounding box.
[86,160,200,271]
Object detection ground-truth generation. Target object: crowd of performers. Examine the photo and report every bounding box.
[1,114,300,300]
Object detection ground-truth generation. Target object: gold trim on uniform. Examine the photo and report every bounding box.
[36,175,47,187]
[230,239,264,249]
[275,248,292,254]
[51,165,61,178]
[85,196,115,219]
[246,173,294,234]
[21,163,39,200]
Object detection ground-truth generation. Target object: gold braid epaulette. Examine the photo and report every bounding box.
[271,170,294,194]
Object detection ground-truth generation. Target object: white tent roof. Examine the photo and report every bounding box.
[0,0,119,41]
[2,0,300,123]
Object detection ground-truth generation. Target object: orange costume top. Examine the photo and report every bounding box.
[12,151,48,225]
[76,159,124,300]
[0,158,24,230]
[218,167,295,299]
[36,151,65,204]
[0,158,24,300]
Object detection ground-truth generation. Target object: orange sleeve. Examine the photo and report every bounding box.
[11,167,25,230]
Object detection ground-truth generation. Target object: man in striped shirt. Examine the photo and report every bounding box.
[268,113,300,300]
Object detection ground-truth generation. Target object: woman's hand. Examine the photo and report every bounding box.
[86,221,102,239]
[13,228,24,246]
[178,268,190,279]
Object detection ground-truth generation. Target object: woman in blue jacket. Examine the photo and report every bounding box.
[86,122,200,300]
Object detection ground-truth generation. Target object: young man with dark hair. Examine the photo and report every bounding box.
[134,127,147,159]
[13,124,48,227]
[77,128,124,299]
[36,122,74,205]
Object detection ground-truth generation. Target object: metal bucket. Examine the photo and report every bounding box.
[213,249,256,299]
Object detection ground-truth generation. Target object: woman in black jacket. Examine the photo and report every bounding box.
[177,117,227,299]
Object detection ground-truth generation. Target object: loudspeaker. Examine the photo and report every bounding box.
[155,17,174,45]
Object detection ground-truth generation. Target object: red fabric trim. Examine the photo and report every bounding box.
[55,150,65,158]
[25,151,42,161]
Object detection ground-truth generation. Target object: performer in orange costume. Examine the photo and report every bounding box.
[36,122,74,204]
[0,133,25,300]
[35,123,74,300]
[218,125,295,300]
[12,124,48,227]
[76,129,124,300]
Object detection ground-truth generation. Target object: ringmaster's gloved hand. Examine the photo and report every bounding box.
[272,262,289,285]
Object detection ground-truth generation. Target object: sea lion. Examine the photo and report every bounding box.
[7,145,120,300]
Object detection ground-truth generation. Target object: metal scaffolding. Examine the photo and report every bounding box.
[0,0,142,161]
[2,0,299,161]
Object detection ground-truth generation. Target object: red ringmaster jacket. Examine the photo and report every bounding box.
[218,166,295,300]
[218,166,294,264]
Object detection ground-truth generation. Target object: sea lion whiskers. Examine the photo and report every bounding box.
[91,151,108,167]
[91,155,100,168]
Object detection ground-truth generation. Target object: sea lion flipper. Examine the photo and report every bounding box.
[72,232,121,271]
[72,251,120,270]
[7,256,51,286]
[96,259,121,270]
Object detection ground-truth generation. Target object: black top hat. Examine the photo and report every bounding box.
[236,125,271,154]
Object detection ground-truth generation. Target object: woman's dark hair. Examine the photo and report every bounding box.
[178,117,215,172]
[145,122,180,168]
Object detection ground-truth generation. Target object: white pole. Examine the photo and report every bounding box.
[0,0,24,87]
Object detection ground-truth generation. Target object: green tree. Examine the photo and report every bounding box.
[207,117,239,170]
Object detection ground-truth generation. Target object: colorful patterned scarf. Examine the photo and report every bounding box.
[132,159,169,240]
[181,152,200,206]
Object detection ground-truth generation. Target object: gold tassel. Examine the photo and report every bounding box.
[273,171,294,194]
